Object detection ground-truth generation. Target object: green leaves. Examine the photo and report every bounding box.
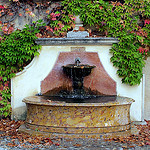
[110,41,145,85]
[0,20,41,118]
[62,0,150,86]
[45,8,75,37]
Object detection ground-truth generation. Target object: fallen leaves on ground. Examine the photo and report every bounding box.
[0,119,150,148]
[73,143,82,147]
[0,119,60,148]
[106,120,150,148]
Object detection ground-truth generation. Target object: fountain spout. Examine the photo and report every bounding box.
[75,57,81,66]
[62,59,96,99]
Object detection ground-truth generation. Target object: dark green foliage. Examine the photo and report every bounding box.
[62,0,150,85]
[0,20,44,118]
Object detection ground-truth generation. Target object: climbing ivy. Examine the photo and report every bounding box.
[0,20,44,118]
[62,0,150,85]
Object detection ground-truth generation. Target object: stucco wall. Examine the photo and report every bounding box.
[143,58,150,120]
[11,44,144,121]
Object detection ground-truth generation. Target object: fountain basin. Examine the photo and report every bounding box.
[63,64,95,78]
[22,96,134,136]
[61,58,96,99]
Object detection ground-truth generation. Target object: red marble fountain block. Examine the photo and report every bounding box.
[41,52,116,95]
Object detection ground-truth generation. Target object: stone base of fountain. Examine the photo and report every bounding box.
[19,123,138,139]
[19,96,139,139]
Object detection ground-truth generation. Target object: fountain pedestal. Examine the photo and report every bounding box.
[19,96,138,139]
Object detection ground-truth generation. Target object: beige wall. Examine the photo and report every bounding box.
[143,58,150,120]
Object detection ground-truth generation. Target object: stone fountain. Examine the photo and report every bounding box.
[59,57,96,99]
[18,16,139,138]
[19,51,137,139]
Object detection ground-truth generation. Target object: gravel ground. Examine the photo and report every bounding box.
[0,137,150,150]
[0,120,150,150]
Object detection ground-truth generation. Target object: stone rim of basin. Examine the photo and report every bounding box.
[23,95,135,106]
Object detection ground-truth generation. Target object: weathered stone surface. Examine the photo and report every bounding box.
[41,52,117,96]
[11,106,27,120]
[35,37,118,45]
[23,96,134,135]
[71,47,86,52]
[67,31,89,38]
[143,57,150,120]
[19,123,139,140]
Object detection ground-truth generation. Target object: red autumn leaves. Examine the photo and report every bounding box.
[106,120,150,148]
[0,119,60,148]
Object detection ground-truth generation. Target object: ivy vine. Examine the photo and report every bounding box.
[62,0,150,85]
[0,20,45,118]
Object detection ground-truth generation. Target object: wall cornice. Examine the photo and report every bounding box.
[35,37,118,46]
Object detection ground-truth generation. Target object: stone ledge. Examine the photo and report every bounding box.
[23,96,134,106]
[19,124,139,139]
[25,123,131,134]
[35,37,118,46]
